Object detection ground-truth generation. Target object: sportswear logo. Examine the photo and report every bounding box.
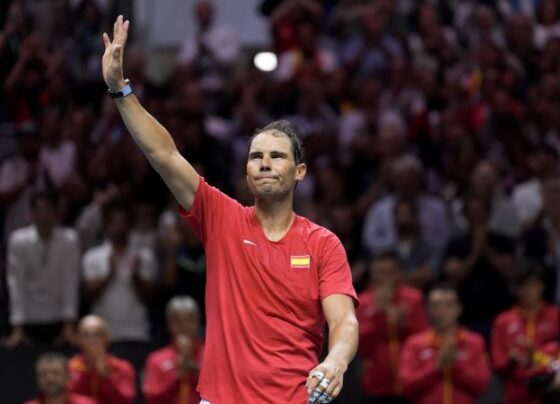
[243,239,257,246]
[291,255,310,268]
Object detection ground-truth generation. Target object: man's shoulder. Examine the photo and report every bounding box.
[9,225,37,244]
[398,285,424,303]
[68,354,87,372]
[108,354,135,373]
[297,216,341,246]
[493,307,518,325]
[83,243,110,260]
[146,345,174,363]
[54,226,79,243]
[404,329,432,347]
[458,327,485,347]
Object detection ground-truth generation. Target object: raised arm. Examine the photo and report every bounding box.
[102,16,199,210]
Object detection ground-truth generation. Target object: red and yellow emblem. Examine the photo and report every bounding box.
[291,255,310,268]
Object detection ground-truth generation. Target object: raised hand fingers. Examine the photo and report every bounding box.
[103,32,111,49]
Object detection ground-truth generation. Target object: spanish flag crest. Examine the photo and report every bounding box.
[291,255,310,269]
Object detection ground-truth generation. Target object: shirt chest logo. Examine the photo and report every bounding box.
[291,255,310,269]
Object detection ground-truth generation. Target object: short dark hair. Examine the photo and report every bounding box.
[30,190,58,210]
[248,120,305,165]
[512,260,545,287]
[37,351,68,371]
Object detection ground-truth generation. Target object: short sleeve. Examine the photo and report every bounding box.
[178,176,242,245]
[318,233,358,306]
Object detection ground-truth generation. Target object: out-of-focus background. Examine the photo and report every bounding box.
[3,0,560,403]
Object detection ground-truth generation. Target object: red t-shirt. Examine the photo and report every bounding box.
[178,177,357,403]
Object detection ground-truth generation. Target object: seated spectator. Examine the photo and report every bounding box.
[82,201,157,343]
[144,296,204,404]
[491,261,560,404]
[25,352,94,404]
[399,283,491,404]
[443,192,516,338]
[68,315,135,404]
[362,154,450,257]
[5,190,80,347]
[357,251,428,403]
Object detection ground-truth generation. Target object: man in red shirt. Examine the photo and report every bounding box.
[491,261,560,404]
[68,315,136,404]
[399,283,490,404]
[144,296,204,404]
[102,16,358,404]
[357,250,428,403]
[25,352,94,404]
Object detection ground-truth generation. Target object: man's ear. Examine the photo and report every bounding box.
[295,163,307,181]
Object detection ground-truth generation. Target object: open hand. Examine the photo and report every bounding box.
[102,15,129,90]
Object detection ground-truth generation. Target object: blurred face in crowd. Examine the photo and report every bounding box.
[105,209,131,245]
[36,357,68,397]
[195,0,213,29]
[392,165,422,198]
[31,197,58,233]
[168,308,199,340]
[428,289,461,332]
[78,316,109,356]
[517,276,544,307]
[470,161,498,196]
[246,131,306,200]
[370,256,400,286]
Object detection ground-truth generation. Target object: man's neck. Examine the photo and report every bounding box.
[44,393,67,404]
[37,226,54,240]
[520,301,543,315]
[254,198,295,242]
[435,325,457,339]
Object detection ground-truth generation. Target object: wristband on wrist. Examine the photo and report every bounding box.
[108,79,132,98]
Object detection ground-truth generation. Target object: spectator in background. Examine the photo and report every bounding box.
[259,0,323,54]
[399,283,491,404]
[522,179,560,303]
[69,315,135,404]
[177,0,239,94]
[38,106,76,190]
[513,143,559,230]
[144,296,203,404]
[274,20,338,83]
[452,160,520,238]
[5,190,80,348]
[443,192,516,339]
[82,201,157,343]
[362,154,450,258]
[25,352,94,404]
[491,261,560,404]
[391,198,439,291]
[357,251,428,403]
[341,4,404,79]
[0,126,41,241]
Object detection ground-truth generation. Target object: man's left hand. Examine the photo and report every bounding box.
[306,358,346,403]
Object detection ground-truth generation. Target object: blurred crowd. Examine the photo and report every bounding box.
[4,0,560,403]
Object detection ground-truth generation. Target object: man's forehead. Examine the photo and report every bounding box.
[249,130,292,151]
